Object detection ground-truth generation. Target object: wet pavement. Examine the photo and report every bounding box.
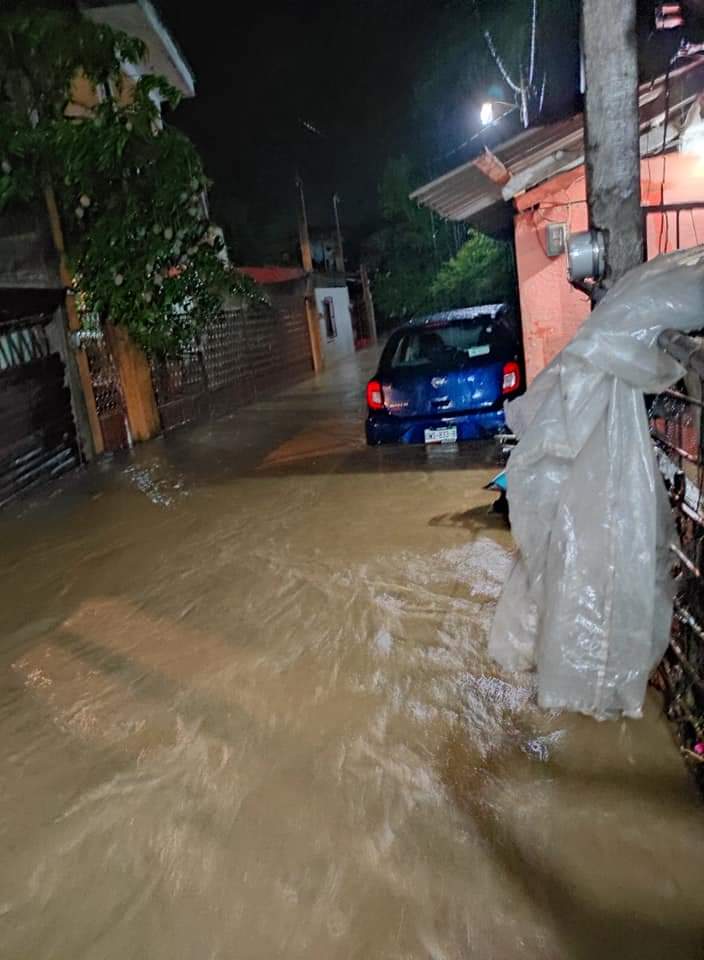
[1,349,703,959]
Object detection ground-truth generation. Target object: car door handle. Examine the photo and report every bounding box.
[431,396,451,407]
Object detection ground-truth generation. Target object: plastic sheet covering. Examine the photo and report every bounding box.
[489,247,704,718]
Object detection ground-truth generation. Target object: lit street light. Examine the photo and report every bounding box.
[480,102,494,126]
[479,99,517,128]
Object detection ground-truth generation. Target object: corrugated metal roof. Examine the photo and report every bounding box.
[411,60,704,223]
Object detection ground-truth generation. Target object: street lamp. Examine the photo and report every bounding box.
[479,99,517,128]
[480,102,494,126]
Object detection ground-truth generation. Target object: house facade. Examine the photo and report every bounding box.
[412,59,704,383]
[512,150,704,380]
[314,281,356,366]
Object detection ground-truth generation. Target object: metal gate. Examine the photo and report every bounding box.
[81,328,131,453]
[0,313,78,506]
[150,344,207,431]
[651,330,704,794]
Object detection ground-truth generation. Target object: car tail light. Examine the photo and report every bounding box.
[366,379,384,410]
[502,361,520,395]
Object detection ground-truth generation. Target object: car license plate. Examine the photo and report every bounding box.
[424,426,458,445]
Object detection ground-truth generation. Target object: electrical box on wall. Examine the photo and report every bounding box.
[545,223,567,257]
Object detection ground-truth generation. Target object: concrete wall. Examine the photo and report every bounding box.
[315,286,355,366]
[514,153,704,383]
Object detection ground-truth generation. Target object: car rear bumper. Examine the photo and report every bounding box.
[366,409,505,445]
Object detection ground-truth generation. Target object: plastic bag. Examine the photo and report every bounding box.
[489,247,704,718]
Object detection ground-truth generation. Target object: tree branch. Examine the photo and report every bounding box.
[484,30,521,93]
[529,0,538,88]
[538,71,547,114]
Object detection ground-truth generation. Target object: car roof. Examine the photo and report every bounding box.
[399,303,507,333]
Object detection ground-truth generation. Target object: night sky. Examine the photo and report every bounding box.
[160,0,438,259]
[157,0,702,263]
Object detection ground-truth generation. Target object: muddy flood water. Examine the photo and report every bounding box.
[1,350,703,959]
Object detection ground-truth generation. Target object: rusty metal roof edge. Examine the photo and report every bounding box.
[409,122,563,202]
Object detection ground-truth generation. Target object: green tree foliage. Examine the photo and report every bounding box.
[365,156,514,320]
[0,7,254,354]
[429,230,515,309]
[363,157,444,320]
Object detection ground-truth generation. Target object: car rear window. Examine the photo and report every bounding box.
[387,318,512,370]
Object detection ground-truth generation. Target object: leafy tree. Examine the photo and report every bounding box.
[429,231,515,309]
[0,6,254,354]
[365,156,514,321]
[364,156,451,320]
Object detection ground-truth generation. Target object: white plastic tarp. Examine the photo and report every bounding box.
[489,247,704,718]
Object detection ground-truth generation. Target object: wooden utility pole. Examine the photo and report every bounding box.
[582,0,643,288]
[360,263,377,344]
[332,193,345,274]
[296,177,323,372]
[296,175,314,274]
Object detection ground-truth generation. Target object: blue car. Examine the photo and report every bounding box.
[365,305,523,445]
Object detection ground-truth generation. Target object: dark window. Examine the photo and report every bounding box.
[387,318,513,371]
[323,298,337,340]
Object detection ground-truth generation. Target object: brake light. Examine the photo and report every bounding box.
[502,361,520,395]
[366,379,384,410]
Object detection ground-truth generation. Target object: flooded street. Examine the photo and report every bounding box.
[1,350,703,959]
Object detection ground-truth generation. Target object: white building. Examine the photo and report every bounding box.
[314,282,355,366]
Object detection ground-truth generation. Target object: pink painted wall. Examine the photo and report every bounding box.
[514,152,704,383]
[513,169,590,381]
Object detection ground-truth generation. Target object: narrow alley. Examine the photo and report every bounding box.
[1,351,703,959]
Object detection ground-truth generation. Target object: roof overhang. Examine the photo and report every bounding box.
[412,59,704,224]
[81,1,195,98]
[238,266,306,286]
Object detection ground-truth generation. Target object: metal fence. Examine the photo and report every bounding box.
[150,302,312,431]
[651,330,704,794]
